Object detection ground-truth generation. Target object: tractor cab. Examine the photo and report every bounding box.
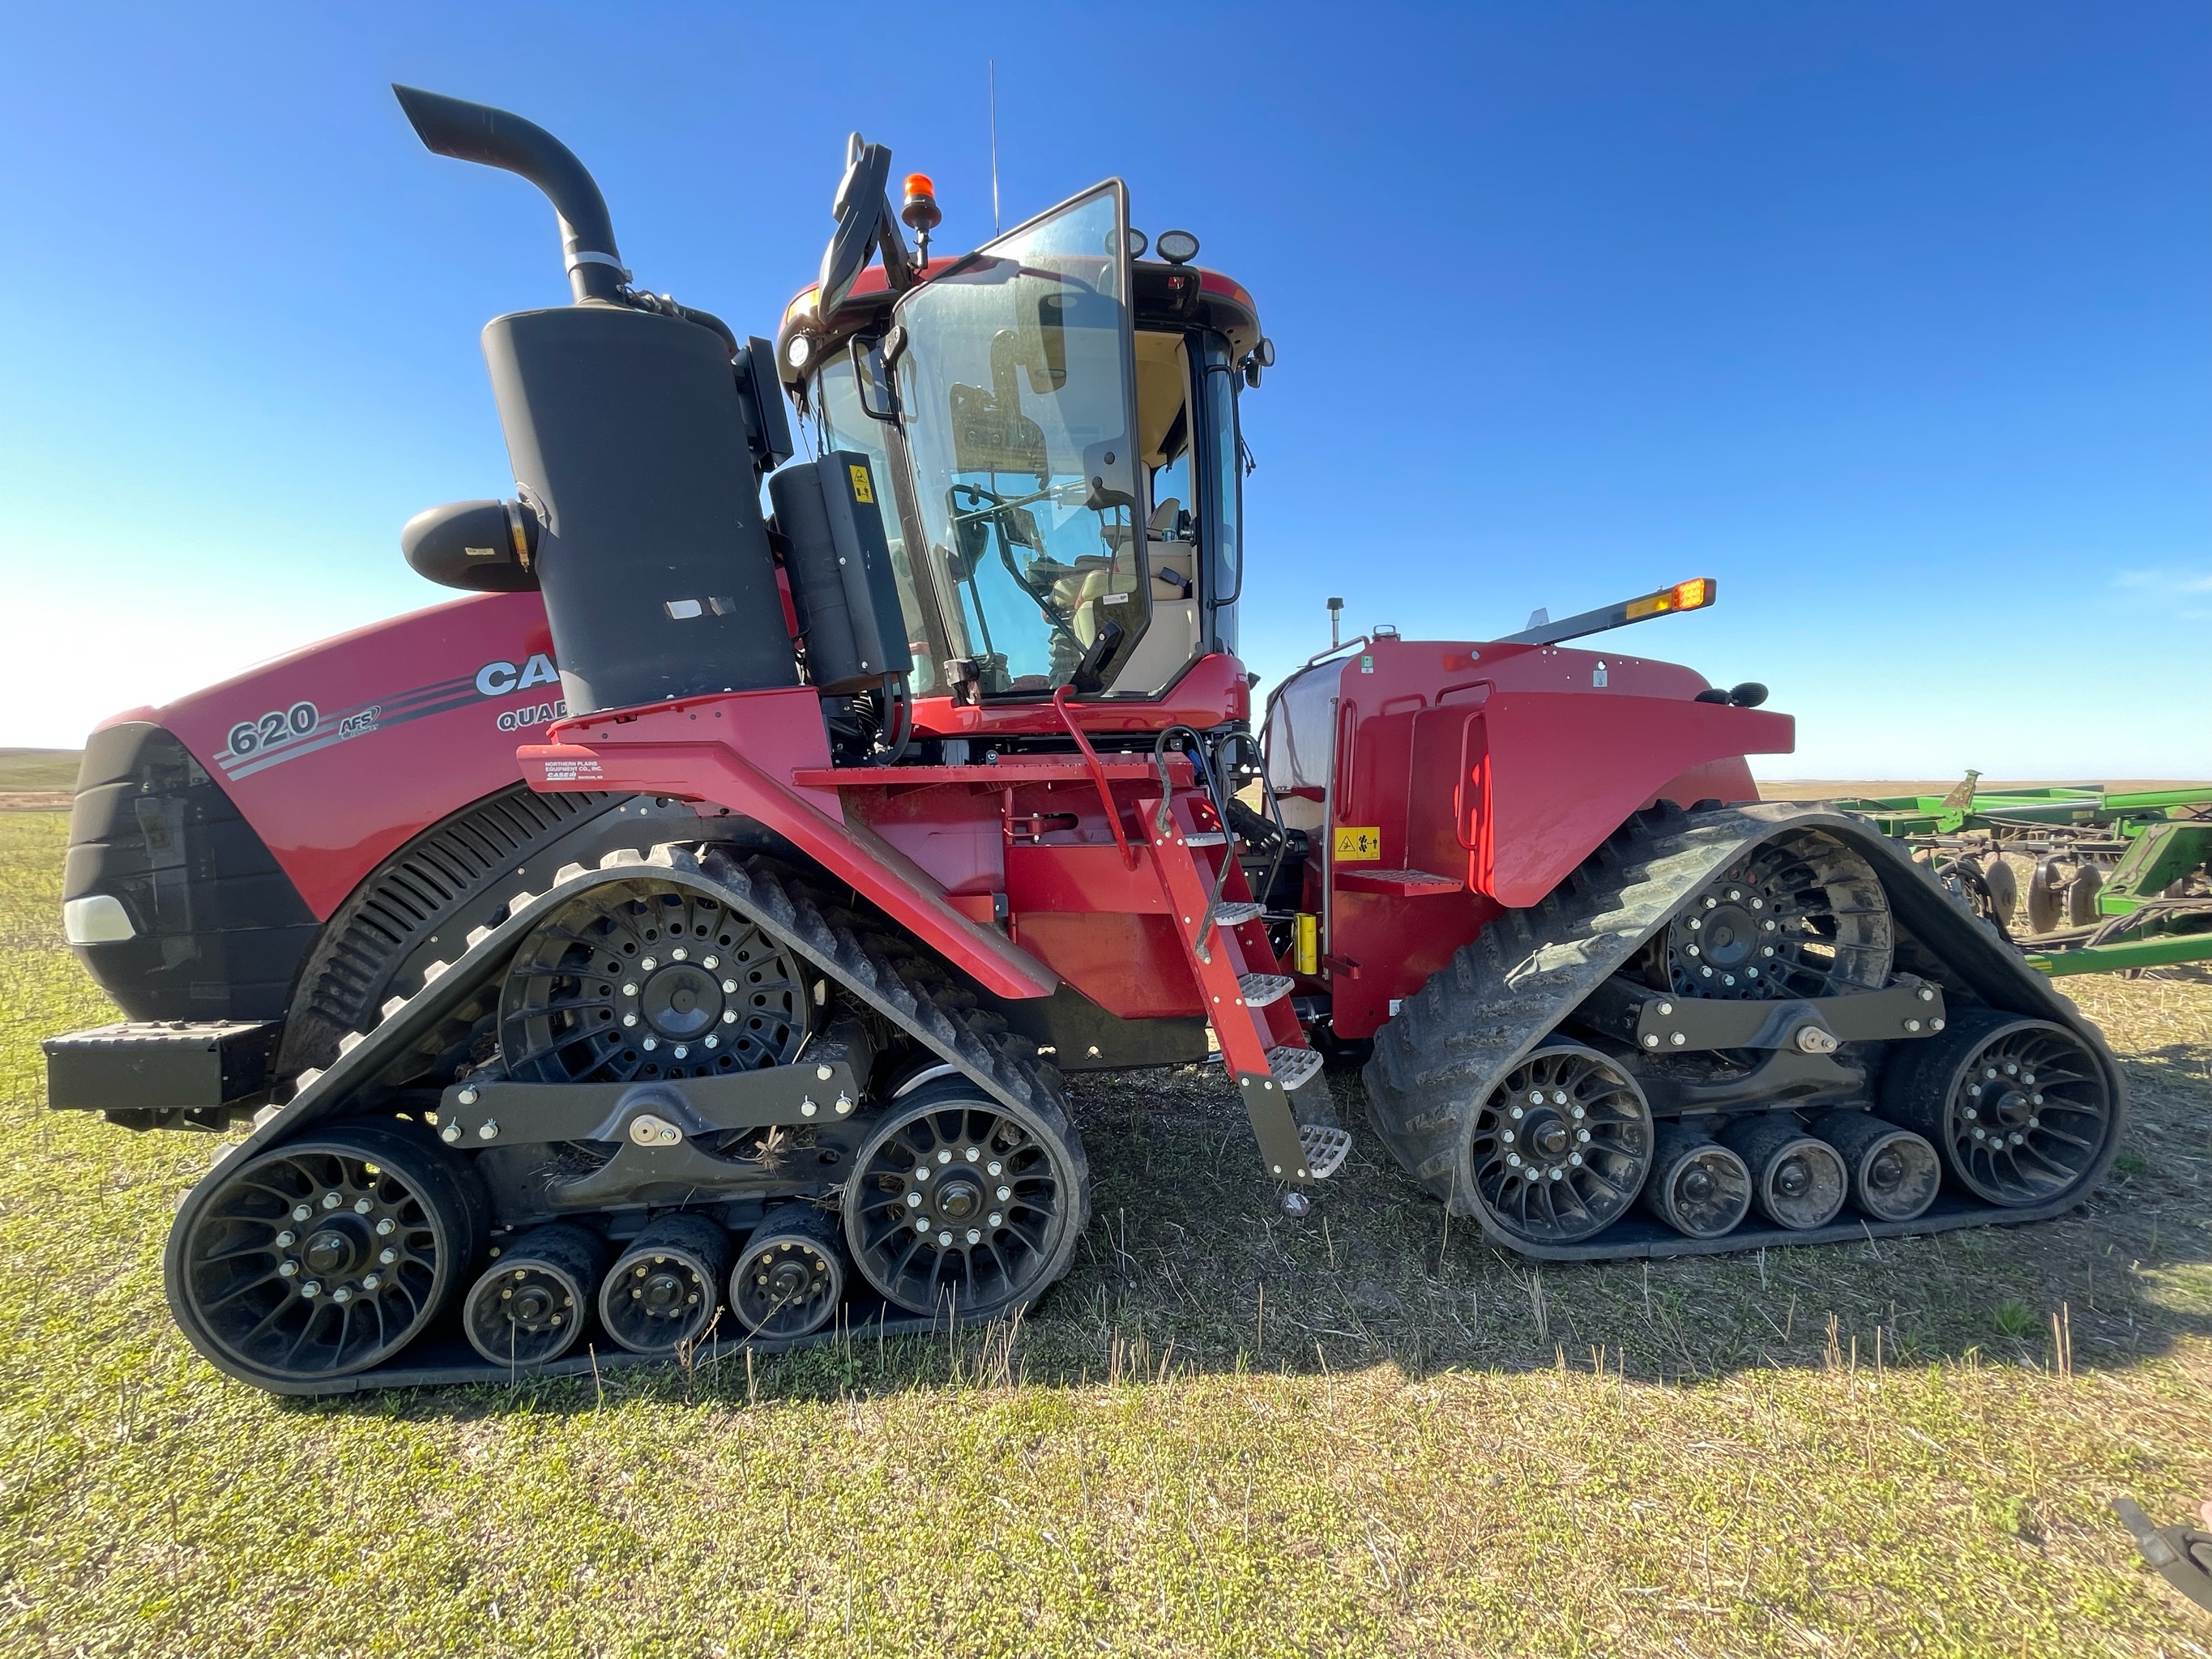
[775,157,1268,731]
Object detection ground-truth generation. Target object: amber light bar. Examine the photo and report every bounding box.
[1501,577,1719,648]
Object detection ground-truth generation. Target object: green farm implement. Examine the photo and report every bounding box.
[1831,776,2212,976]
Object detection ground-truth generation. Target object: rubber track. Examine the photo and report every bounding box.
[1362,801,2128,1260]
[171,842,1087,1392]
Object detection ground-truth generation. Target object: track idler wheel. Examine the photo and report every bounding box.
[1719,1115,1847,1230]
[168,1120,484,1386]
[845,1078,1087,1320]
[1467,1044,1653,1246]
[730,1209,845,1340]
[1811,1111,1941,1222]
[1640,1123,1753,1239]
[598,1213,729,1355]
[1882,1010,2116,1207]
[463,1223,607,1367]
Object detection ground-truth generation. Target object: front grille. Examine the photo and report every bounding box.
[63,723,318,1021]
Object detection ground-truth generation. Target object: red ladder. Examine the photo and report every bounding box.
[1141,791,1350,1184]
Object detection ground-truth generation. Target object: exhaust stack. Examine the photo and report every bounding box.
[392,86,798,714]
[392,84,628,304]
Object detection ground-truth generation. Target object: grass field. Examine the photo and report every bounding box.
[0,753,79,792]
[0,753,77,813]
[2,808,2208,1657]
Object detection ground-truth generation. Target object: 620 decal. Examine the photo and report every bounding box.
[227,702,318,757]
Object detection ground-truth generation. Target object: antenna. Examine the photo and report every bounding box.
[989,59,1001,234]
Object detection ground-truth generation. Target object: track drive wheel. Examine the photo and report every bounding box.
[844,1078,1088,1320]
[1882,1010,2117,1206]
[498,880,811,1085]
[1467,1044,1653,1246]
[168,1120,485,1386]
[1659,828,1891,1000]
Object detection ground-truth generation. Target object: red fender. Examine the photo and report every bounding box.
[1475,693,1794,906]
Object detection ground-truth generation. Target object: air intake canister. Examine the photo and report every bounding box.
[482,305,797,714]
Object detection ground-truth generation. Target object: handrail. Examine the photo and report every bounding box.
[1052,685,1138,868]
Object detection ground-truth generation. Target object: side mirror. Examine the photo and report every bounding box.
[818,137,913,316]
[848,337,899,422]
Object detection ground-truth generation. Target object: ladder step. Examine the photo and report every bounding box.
[1299,1123,1353,1180]
[1212,901,1264,927]
[1183,831,1228,847]
[1238,973,1295,1008]
[1267,1044,1324,1091]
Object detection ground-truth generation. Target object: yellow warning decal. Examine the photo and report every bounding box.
[1334,825,1382,862]
[848,464,875,504]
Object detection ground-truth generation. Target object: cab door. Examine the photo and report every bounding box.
[890,183,1151,697]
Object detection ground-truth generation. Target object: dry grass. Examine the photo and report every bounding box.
[1,809,2208,1657]
[0,753,78,792]
[0,751,77,813]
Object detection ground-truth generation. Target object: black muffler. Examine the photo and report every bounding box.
[394,86,796,714]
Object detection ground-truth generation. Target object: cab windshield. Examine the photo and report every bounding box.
[892,186,1147,695]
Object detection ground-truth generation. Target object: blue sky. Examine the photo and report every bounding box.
[1,1,2205,776]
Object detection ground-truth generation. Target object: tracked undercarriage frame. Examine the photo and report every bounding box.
[165,843,1088,1395]
[1364,802,2126,1260]
[153,797,2127,1396]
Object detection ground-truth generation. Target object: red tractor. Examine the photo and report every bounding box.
[43,90,2124,1394]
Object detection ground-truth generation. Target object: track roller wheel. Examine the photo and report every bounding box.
[845,1077,1087,1320]
[463,1223,606,1367]
[1719,1115,1847,1230]
[730,1208,845,1339]
[1882,1010,2116,1206]
[1467,1044,1653,1246]
[168,1120,484,1386]
[1810,1111,1940,1222]
[598,1213,729,1355]
[1640,1123,1753,1239]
